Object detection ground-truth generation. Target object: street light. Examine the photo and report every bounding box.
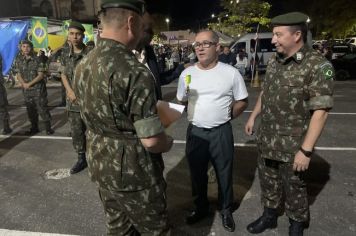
[165,18,170,31]
[211,13,215,19]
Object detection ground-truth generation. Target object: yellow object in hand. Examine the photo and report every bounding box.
[184,75,191,86]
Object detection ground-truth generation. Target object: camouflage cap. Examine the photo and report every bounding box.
[20,39,33,48]
[271,12,309,26]
[100,0,146,15]
[68,21,85,32]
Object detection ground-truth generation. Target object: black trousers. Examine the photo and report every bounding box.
[186,122,234,211]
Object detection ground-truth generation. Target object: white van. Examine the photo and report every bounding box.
[230,32,275,72]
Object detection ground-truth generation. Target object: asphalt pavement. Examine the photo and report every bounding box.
[0,79,355,236]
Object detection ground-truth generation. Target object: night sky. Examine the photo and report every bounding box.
[146,0,308,30]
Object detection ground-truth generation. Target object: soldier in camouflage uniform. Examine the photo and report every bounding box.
[58,42,71,107]
[245,12,334,236]
[73,0,174,235]
[15,40,54,135]
[0,54,12,134]
[60,21,91,175]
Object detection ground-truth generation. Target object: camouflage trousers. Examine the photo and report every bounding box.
[68,111,86,153]
[0,83,10,127]
[23,88,51,124]
[98,181,170,236]
[258,154,309,222]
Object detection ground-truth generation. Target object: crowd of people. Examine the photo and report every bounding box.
[0,1,335,235]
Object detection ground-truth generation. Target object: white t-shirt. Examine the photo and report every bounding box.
[176,62,248,128]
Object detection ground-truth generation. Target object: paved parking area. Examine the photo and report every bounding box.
[0,80,355,235]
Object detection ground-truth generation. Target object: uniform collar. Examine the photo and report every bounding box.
[276,45,309,65]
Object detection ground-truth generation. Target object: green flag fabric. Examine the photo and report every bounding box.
[31,17,48,48]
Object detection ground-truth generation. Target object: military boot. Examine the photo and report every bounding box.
[247,207,277,234]
[25,123,39,135]
[45,121,54,135]
[289,218,305,236]
[2,119,12,135]
[70,153,88,174]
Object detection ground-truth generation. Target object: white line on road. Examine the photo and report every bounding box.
[1,135,355,151]
[244,110,356,115]
[0,229,78,236]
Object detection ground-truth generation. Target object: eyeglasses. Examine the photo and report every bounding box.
[192,41,217,49]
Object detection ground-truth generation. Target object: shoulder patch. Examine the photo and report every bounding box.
[320,62,334,80]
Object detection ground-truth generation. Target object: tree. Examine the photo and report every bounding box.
[275,0,356,38]
[208,0,271,37]
[307,0,356,38]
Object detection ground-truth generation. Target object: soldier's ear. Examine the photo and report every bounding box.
[294,30,302,43]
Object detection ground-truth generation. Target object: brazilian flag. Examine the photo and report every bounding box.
[31,17,48,48]
[62,20,94,44]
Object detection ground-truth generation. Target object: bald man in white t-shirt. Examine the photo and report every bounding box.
[176,30,248,232]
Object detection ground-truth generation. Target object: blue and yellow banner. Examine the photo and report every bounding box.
[31,17,48,49]
[62,20,94,44]
[0,20,30,75]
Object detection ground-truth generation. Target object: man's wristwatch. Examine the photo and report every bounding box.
[299,147,313,157]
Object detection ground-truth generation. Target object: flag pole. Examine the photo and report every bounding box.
[251,24,259,83]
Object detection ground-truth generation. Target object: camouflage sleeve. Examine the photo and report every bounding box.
[307,61,334,110]
[127,68,164,138]
[37,59,46,73]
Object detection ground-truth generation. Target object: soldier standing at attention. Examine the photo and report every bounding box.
[60,21,91,174]
[245,12,334,236]
[15,40,54,135]
[73,0,173,235]
[0,54,12,134]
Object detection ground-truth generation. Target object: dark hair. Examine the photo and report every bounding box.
[289,24,308,43]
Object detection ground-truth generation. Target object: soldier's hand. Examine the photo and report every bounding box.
[245,118,255,135]
[22,83,30,90]
[293,152,311,172]
[67,90,77,103]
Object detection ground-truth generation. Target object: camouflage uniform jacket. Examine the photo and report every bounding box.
[73,38,164,192]
[14,53,46,91]
[61,44,91,112]
[258,45,334,162]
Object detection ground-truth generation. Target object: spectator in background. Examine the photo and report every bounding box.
[235,51,248,76]
[171,47,180,69]
[322,46,333,61]
[218,46,236,66]
[157,47,166,73]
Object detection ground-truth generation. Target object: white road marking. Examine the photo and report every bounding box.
[0,229,78,236]
[244,110,356,115]
[1,135,355,151]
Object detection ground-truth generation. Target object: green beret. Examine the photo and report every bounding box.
[20,39,33,47]
[68,21,85,32]
[101,0,146,15]
[271,12,309,26]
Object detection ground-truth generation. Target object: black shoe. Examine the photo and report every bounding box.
[221,211,235,232]
[25,127,40,135]
[70,154,88,174]
[289,219,305,236]
[2,120,12,135]
[2,127,12,135]
[247,208,277,234]
[46,128,55,135]
[185,209,209,225]
[45,122,54,135]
